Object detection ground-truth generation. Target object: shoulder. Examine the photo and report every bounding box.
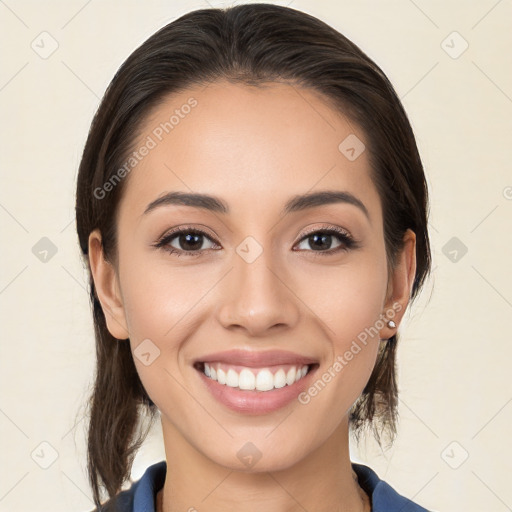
[352,462,432,512]
[88,461,167,512]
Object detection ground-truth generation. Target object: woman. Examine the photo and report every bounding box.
[76,3,432,511]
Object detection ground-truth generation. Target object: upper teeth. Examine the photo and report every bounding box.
[203,363,309,392]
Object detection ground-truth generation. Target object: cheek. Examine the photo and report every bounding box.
[294,250,388,347]
[117,244,236,414]
[119,250,211,342]
[292,247,388,406]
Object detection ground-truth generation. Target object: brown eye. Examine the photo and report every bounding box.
[171,232,208,251]
[155,228,219,256]
[294,228,357,255]
[299,232,340,251]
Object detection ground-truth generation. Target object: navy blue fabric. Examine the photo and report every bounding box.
[352,462,431,511]
[94,460,431,511]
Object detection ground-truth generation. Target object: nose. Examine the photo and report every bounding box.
[216,244,300,337]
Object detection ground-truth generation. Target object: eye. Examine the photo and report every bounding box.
[153,225,359,258]
[153,227,219,257]
[294,226,358,255]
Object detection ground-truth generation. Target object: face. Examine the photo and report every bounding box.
[90,80,414,473]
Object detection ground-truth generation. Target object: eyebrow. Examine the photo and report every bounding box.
[143,190,370,220]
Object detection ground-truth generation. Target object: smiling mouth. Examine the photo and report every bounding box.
[194,362,319,392]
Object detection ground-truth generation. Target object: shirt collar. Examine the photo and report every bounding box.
[130,460,429,512]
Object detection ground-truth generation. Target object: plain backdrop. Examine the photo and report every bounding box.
[1,1,511,511]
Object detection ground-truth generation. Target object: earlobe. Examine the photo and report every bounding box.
[380,229,417,339]
[88,229,130,340]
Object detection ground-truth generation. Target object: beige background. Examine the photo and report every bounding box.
[1,0,511,511]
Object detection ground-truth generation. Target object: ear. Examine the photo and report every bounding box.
[379,228,417,339]
[88,228,130,340]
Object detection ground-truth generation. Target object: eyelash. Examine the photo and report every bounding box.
[152,224,359,258]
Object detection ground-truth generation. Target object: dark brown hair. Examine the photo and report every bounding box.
[75,3,431,509]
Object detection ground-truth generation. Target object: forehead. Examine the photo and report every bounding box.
[118,80,381,223]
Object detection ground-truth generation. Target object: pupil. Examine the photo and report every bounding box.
[310,233,331,251]
[181,233,202,250]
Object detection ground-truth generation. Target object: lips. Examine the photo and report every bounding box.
[194,348,318,367]
[192,349,319,413]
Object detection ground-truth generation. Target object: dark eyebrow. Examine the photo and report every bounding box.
[143,191,229,215]
[283,190,370,220]
[143,190,370,220]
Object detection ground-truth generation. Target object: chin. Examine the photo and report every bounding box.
[199,432,315,474]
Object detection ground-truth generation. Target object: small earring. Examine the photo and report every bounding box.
[387,320,396,329]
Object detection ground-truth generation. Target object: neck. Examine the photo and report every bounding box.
[158,416,370,512]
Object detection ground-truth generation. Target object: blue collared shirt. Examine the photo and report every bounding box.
[96,460,431,511]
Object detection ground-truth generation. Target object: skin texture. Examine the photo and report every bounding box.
[88,80,416,512]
